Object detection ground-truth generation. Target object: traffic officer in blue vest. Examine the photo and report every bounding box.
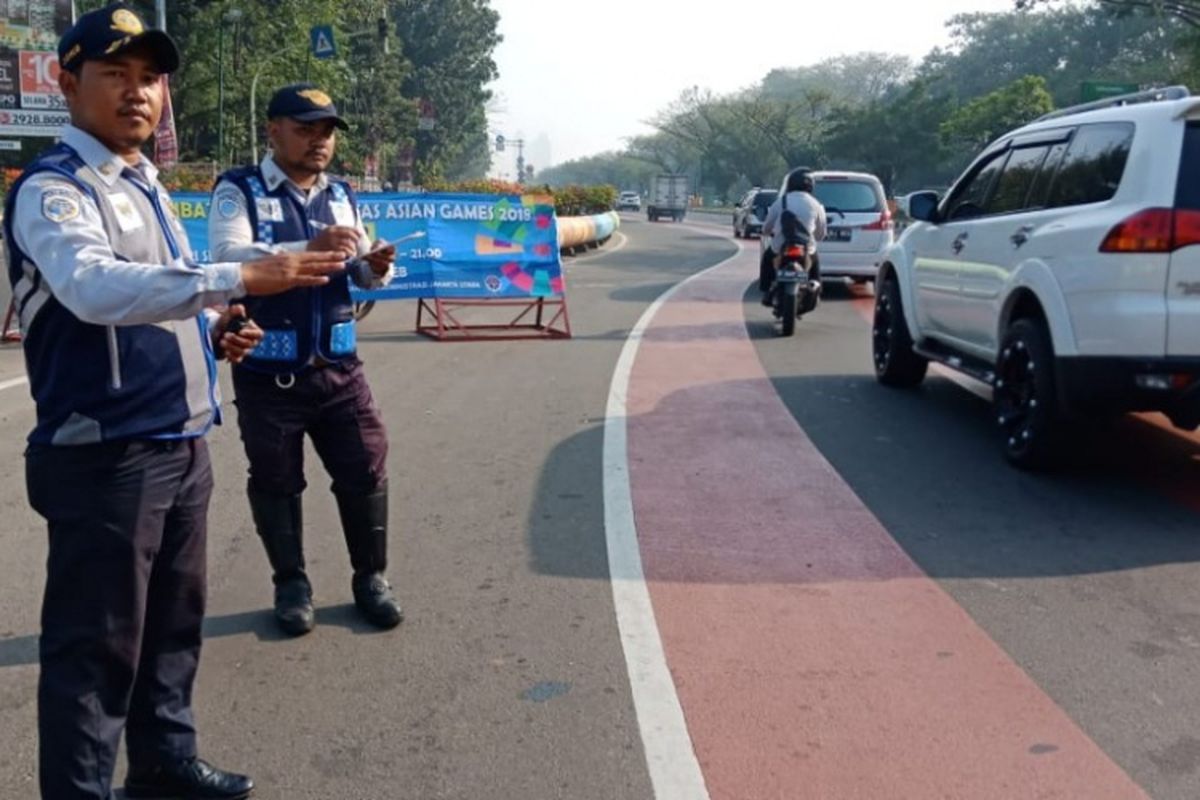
[7,6,348,799]
[209,84,403,636]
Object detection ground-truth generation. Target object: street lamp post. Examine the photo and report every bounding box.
[217,7,244,166]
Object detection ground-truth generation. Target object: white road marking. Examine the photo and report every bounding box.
[603,232,743,800]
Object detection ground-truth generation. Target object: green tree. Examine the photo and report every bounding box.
[826,79,958,194]
[761,52,914,106]
[1017,0,1200,27]
[395,0,501,182]
[940,75,1055,155]
[923,6,1186,106]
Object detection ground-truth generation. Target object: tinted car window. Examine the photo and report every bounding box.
[988,145,1049,214]
[813,181,880,213]
[1046,122,1134,208]
[945,152,1005,221]
[753,190,778,215]
[1176,122,1200,210]
[1025,142,1068,210]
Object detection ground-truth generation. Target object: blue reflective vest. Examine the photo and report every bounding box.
[219,166,359,374]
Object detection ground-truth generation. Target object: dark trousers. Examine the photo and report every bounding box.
[232,359,388,497]
[27,438,211,800]
[759,247,775,292]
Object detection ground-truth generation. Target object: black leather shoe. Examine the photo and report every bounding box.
[125,757,254,799]
[274,574,315,636]
[352,572,404,629]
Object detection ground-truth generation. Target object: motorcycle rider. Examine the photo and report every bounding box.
[760,167,827,306]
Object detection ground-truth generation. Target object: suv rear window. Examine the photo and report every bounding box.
[1045,122,1134,208]
[1177,122,1200,210]
[814,181,881,213]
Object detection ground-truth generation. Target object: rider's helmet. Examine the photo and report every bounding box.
[782,166,816,194]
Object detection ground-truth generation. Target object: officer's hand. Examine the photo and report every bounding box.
[215,305,263,364]
[240,251,346,296]
[364,241,396,277]
[308,225,361,259]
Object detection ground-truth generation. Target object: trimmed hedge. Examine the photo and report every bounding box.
[147,170,619,218]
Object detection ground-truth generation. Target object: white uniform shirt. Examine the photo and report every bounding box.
[11,125,245,327]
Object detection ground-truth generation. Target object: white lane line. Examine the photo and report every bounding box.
[0,375,28,392]
[603,237,745,800]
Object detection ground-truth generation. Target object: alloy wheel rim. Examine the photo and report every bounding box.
[996,340,1037,453]
[873,293,894,372]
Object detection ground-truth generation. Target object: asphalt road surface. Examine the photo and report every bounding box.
[1,211,1198,799]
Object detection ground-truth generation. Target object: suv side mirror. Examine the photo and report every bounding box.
[906,191,940,223]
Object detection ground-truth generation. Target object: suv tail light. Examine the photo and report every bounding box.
[862,208,894,231]
[1100,208,1200,253]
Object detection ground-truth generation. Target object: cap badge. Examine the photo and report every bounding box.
[110,9,144,35]
[298,89,332,107]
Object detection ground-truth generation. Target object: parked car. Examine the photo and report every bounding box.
[873,85,1200,468]
[733,188,777,238]
[616,191,641,211]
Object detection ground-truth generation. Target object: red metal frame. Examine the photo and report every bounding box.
[415,296,572,341]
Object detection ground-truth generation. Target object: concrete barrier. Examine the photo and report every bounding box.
[557,210,619,253]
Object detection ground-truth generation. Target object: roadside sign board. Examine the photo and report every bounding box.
[310,25,336,59]
[0,1,71,136]
[1081,81,1140,103]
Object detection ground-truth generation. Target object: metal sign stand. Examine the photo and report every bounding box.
[415,296,572,341]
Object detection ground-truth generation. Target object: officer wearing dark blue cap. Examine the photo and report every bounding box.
[210,83,403,638]
[9,4,346,799]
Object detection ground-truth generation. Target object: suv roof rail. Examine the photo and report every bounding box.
[1035,85,1190,123]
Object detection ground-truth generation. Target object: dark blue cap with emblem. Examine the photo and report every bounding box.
[58,3,180,75]
[266,84,350,130]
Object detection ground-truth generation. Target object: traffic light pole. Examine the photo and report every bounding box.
[494,133,528,184]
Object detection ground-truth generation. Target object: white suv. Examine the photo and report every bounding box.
[873,86,1200,468]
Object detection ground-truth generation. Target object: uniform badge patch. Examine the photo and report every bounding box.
[216,190,242,220]
[41,188,81,224]
[109,192,144,233]
[331,199,355,227]
[255,197,284,222]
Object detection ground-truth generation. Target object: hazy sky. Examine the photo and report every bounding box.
[485,0,1017,176]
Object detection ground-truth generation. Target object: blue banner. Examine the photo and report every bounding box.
[171,192,564,300]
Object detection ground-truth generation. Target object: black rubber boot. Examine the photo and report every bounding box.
[336,488,403,629]
[248,487,315,636]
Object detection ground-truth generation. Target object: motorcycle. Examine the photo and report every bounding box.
[769,234,821,337]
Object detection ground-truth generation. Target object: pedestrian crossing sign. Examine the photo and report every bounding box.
[310,25,336,59]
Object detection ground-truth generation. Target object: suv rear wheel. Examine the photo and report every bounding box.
[873,274,928,387]
[995,317,1062,470]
